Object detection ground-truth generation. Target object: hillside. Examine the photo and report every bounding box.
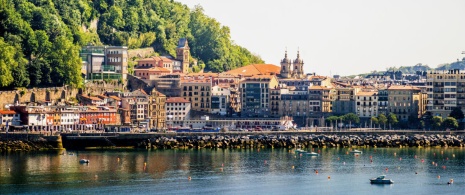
[0,0,263,89]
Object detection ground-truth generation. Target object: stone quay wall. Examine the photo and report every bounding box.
[135,134,465,149]
[0,133,62,152]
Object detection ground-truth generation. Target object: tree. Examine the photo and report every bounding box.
[432,116,443,130]
[388,113,398,129]
[449,107,464,121]
[442,117,458,130]
[326,116,340,130]
[343,113,360,129]
[378,114,388,129]
[370,117,379,129]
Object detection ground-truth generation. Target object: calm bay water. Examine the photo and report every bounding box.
[1,148,464,195]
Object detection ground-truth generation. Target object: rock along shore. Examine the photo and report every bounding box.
[0,139,56,152]
[136,134,465,149]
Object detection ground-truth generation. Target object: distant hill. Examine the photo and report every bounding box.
[350,58,465,77]
[0,0,263,89]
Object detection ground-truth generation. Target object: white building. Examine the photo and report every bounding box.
[165,97,191,127]
[60,108,80,128]
[211,86,230,115]
[0,110,21,126]
[355,91,378,118]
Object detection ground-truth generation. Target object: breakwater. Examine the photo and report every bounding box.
[135,134,465,149]
[0,133,63,152]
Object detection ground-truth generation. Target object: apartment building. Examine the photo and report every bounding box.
[426,69,465,118]
[149,89,166,130]
[181,76,212,113]
[80,45,128,82]
[165,97,191,127]
[355,91,378,118]
[240,75,279,117]
[387,85,423,121]
[211,86,230,115]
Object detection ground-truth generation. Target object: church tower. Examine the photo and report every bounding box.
[280,50,291,78]
[293,50,304,78]
[176,38,190,73]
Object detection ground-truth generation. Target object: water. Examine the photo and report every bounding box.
[1,148,464,195]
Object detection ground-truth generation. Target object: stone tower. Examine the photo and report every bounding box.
[176,38,190,73]
[280,50,291,78]
[292,50,304,78]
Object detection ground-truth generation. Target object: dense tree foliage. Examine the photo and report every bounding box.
[0,0,263,88]
[442,117,458,130]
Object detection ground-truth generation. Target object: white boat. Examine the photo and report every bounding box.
[294,149,306,154]
[79,159,89,163]
[304,152,319,156]
[350,150,363,154]
[370,175,393,184]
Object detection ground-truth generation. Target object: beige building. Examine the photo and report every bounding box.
[426,69,465,118]
[181,76,212,113]
[355,91,378,118]
[149,89,166,130]
[387,85,423,121]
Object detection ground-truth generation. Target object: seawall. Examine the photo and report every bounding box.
[59,131,465,150]
[0,133,63,152]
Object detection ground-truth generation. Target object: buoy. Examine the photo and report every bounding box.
[432,161,435,165]
[415,172,418,174]
[437,175,440,179]
[315,170,318,174]
[144,162,147,166]
[117,157,120,162]
[399,157,402,161]
[414,155,417,159]
[188,176,192,181]
[446,157,449,160]
[292,166,295,169]
[328,176,331,180]
[385,168,388,172]
[264,160,267,164]
[370,155,372,159]
[337,157,340,160]
[343,162,346,165]
[222,163,224,167]
[370,160,373,163]
[394,152,396,156]
[421,159,424,163]
[452,154,455,158]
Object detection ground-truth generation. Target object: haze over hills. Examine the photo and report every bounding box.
[0,0,262,89]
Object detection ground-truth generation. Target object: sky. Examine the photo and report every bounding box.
[175,0,465,76]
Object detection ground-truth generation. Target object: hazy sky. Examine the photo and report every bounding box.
[176,0,465,76]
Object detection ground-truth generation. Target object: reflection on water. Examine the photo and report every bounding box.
[1,148,464,194]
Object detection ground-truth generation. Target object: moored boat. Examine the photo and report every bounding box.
[350,149,363,154]
[304,152,319,156]
[79,159,89,163]
[294,149,306,154]
[370,175,393,184]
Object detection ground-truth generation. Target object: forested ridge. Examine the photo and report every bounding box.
[0,0,263,89]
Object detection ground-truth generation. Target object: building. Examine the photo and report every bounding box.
[211,86,230,115]
[80,45,128,82]
[134,56,173,78]
[426,69,465,118]
[0,110,21,127]
[387,85,423,121]
[149,89,166,130]
[176,38,190,73]
[332,87,358,115]
[226,64,281,77]
[181,75,212,113]
[121,89,150,127]
[377,88,389,115]
[279,86,308,126]
[165,97,191,127]
[355,91,379,119]
[279,50,305,79]
[240,75,279,117]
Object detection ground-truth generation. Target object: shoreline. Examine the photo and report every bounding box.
[2,131,464,151]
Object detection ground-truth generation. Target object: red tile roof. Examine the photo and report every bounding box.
[388,85,421,90]
[166,97,190,103]
[226,64,280,76]
[0,110,16,115]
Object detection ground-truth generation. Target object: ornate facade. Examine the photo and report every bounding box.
[279,50,305,79]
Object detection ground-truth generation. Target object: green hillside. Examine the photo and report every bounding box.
[0,0,263,89]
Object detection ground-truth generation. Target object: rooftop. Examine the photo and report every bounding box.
[166,97,190,103]
[226,64,280,76]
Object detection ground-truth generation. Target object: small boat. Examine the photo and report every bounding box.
[350,150,363,154]
[294,149,306,154]
[304,152,319,156]
[79,159,89,163]
[370,175,393,184]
